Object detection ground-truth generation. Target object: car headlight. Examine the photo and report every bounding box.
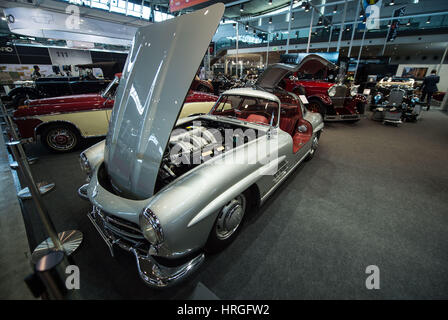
[374,93,382,102]
[139,208,164,245]
[350,85,359,96]
[79,152,92,178]
[328,85,337,97]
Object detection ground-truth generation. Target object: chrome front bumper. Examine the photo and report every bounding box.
[324,113,361,122]
[87,208,205,288]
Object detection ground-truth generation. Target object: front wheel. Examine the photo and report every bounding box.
[205,191,250,253]
[41,124,81,153]
[307,99,326,117]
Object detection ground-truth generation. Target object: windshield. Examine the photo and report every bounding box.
[211,94,279,126]
[102,77,119,98]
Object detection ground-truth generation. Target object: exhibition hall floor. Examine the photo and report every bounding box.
[8,109,448,299]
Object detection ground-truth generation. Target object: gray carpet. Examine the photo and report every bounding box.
[16,110,448,299]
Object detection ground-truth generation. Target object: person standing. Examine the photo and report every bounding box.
[31,65,41,79]
[421,69,440,111]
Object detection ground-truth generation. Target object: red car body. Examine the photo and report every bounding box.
[13,77,218,152]
[282,77,367,122]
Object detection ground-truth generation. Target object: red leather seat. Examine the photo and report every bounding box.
[279,104,300,136]
[246,114,269,124]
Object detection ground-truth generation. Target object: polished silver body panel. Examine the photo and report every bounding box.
[81,3,324,288]
[105,4,225,200]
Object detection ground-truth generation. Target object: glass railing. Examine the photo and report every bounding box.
[215,14,448,52]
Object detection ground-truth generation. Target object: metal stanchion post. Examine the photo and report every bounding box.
[0,100,54,198]
[7,141,83,263]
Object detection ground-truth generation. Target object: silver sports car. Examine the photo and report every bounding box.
[79,3,324,288]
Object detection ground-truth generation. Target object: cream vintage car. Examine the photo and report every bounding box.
[12,75,218,152]
[79,4,324,288]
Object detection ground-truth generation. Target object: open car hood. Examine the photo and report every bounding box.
[104,3,224,199]
[256,53,338,90]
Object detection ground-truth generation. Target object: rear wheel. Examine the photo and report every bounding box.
[40,124,81,153]
[305,131,321,161]
[205,190,252,253]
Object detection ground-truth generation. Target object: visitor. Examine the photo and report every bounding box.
[421,69,440,111]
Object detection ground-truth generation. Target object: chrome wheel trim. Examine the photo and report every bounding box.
[215,194,247,240]
[47,128,77,151]
[309,135,319,155]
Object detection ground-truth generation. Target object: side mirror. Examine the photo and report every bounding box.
[298,125,308,133]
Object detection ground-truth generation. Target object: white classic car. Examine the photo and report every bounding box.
[79,3,324,288]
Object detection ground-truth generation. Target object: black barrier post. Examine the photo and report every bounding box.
[35,251,67,300]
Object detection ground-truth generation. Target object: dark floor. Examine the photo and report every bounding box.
[15,110,448,299]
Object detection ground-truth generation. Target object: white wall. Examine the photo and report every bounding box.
[396,64,448,92]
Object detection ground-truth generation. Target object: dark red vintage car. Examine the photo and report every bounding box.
[279,55,367,122]
[13,74,218,152]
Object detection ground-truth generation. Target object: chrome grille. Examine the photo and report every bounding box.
[331,85,347,107]
[389,89,405,106]
[96,209,144,241]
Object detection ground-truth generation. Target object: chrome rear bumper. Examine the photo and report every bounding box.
[87,208,205,288]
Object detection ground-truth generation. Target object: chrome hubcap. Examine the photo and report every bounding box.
[47,129,76,151]
[216,194,246,240]
[310,136,319,154]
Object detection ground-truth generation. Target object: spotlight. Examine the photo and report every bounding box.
[318,17,323,24]
[406,19,411,26]
[301,1,306,9]
[333,5,337,14]
[426,17,431,24]
[269,17,272,24]
[305,3,310,12]
[389,0,395,5]
[291,13,295,21]
[387,21,391,27]
[240,4,244,12]
[233,23,236,28]
[359,10,365,18]
[245,24,249,31]
[269,0,272,6]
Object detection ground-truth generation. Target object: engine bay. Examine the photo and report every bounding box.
[155,117,265,192]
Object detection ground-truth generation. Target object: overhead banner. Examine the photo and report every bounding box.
[169,0,211,13]
[387,6,406,42]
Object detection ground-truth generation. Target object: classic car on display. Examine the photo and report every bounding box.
[78,4,324,288]
[12,74,218,152]
[279,55,367,122]
[371,76,422,123]
[5,62,123,108]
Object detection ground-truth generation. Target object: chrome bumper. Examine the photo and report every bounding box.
[87,209,205,288]
[324,113,361,122]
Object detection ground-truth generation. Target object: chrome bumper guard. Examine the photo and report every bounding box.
[87,208,205,288]
[324,114,361,121]
[77,184,89,200]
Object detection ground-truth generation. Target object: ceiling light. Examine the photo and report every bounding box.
[269,0,273,6]
[389,1,395,5]
[426,17,431,24]
[301,1,306,9]
[387,21,391,27]
[233,23,236,28]
[269,17,272,24]
[305,3,310,12]
[245,24,249,31]
[318,17,322,25]
[240,4,244,12]
[333,5,337,14]
[407,19,411,26]
[291,13,295,21]
[359,10,365,18]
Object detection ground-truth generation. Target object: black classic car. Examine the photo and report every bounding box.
[5,62,121,108]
